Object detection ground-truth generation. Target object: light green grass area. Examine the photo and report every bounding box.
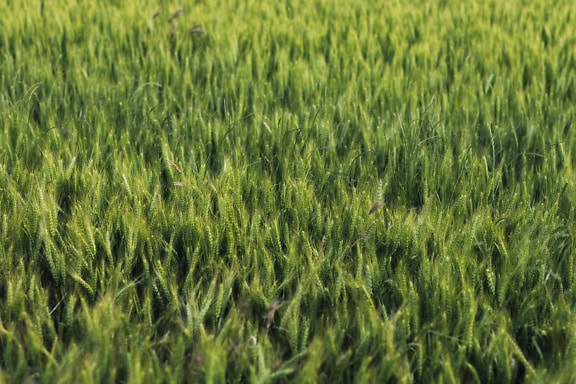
[1,0,576,382]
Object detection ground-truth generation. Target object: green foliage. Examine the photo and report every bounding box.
[1,0,576,382]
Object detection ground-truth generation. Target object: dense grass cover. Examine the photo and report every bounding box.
[1,0,576,382]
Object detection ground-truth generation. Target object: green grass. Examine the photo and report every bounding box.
[1,0,576,382]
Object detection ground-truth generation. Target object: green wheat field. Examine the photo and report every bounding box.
[1,0,576,383]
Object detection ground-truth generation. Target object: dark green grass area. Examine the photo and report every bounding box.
[1,0,576,382]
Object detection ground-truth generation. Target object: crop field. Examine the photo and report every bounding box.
[1,0,576,382]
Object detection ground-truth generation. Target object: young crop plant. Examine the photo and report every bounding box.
[1,0,576,383]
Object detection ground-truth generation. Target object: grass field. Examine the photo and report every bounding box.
[1,0,576,382]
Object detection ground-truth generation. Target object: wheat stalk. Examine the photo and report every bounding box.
[189,24,205,35]
[166,159,183,175]
[368,201,383,215]
[368,179,384,214]
[168,8,183,22]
